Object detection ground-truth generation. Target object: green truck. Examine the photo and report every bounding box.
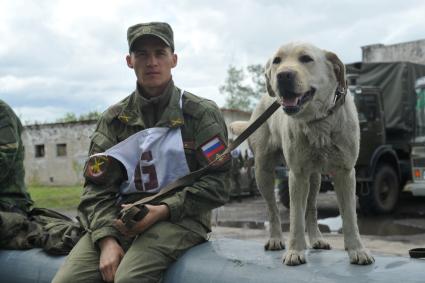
[277,62,425,214]
[404,76,425,198]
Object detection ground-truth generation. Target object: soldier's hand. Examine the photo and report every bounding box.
[99,237,124,283]
[113,204,170,237]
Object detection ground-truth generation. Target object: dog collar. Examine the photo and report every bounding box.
[307,87,347,125]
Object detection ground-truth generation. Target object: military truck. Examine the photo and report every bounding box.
[404,76,425,197]
[278,62,425,214]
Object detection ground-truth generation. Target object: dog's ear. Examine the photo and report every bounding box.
[325,51,347,94]
[264,59,276,97]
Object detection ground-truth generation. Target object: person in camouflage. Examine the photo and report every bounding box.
[229,144,243,200]
[0,100,83,254]
[53,22,230,283]
[0,99,33,213]
[0,99,36,249]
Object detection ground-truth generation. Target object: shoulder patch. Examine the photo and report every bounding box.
[200,136,229,166]
[85,155,109,179]
[84,155,127,185]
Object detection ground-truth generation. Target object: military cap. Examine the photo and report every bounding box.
[127,22,174,52]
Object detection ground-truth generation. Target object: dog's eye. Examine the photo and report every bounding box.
[299,55,314,63]
[272,57,281,64]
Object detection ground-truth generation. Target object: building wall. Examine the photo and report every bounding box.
[22,121,96,186]
[22,109,252,186]
[362,39,425,64]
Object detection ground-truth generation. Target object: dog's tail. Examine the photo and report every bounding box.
[229,121,250,136]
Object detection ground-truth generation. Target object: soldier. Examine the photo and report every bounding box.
[230,145,243,200]
[0,100,82,254]
[244,148,256,193]
[53,22,230,283]
[0,99,33,214]
[0,99,36,249]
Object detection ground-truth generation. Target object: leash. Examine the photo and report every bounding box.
[119,100,281,229]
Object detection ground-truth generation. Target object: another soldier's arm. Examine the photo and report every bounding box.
[160,105,231,222]
[0,112,20,182]
[77,118,126,245]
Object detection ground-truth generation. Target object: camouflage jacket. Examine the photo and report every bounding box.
[0,100,33,212]
[78,81,230,245]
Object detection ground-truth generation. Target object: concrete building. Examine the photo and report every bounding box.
[22,108,251,186]
[362,39,425,64]
[22,120,96,186]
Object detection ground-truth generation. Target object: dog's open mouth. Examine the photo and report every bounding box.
[278,87,316,115]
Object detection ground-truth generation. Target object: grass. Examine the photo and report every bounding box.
[28,185,83,210]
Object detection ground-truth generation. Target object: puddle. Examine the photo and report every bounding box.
[217,216,425,236]
[318,216,342,234]
[319,215,425,236]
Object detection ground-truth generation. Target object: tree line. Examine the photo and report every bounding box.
[56,111,101,123]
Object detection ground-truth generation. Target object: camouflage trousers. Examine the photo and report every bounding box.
[52,221,205,283]
[0,208,83,255]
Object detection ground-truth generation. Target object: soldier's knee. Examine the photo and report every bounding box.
[115,270,163,283]
[52,262,102,283]
[51,269,74,283]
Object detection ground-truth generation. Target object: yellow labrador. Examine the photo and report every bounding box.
[231,42,374,265]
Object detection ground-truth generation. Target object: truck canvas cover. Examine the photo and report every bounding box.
[348,62,425,135]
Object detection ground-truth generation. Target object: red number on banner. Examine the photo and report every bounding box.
[134,151,158,192]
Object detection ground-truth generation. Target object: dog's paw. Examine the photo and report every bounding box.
[264,238,285,250]
[312,239,331,250]
[283,250,306,266]
[348,249,375,265]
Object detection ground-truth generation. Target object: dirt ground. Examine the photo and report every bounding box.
[210,193,425,258]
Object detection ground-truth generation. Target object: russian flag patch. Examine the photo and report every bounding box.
[201,136,227,163]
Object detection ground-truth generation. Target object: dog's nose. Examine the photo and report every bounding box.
[277,71,295,83]
[277,71,296,93]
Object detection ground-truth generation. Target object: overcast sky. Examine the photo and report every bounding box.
[1,0,424,124]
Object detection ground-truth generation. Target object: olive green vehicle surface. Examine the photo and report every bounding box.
[1,238,425,283]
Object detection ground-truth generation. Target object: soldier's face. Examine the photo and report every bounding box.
[127,36,177,95]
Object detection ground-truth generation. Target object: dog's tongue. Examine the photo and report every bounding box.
[281,97,299,107]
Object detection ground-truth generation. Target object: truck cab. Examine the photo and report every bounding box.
[405,76,425,196]
[352,86,403,214]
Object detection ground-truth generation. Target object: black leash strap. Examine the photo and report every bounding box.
[119,101,281,228]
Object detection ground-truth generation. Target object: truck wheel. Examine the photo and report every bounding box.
[278,181,290,209]
[359,164,399,214]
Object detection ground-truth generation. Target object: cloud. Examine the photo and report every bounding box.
[1,0,424,123]
[13,105,72,124]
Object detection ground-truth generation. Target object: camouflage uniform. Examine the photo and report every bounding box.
[53,81,230,282]
[0,99,36,249]
[0,100,83,253]
[0,99,32,213]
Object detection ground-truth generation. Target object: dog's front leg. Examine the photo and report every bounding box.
[306,173,331,250]
[333,168,374,265]
[283,170,309,265]
[255,152,285,250]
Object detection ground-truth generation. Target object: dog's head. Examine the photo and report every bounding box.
[265,42,346,117]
